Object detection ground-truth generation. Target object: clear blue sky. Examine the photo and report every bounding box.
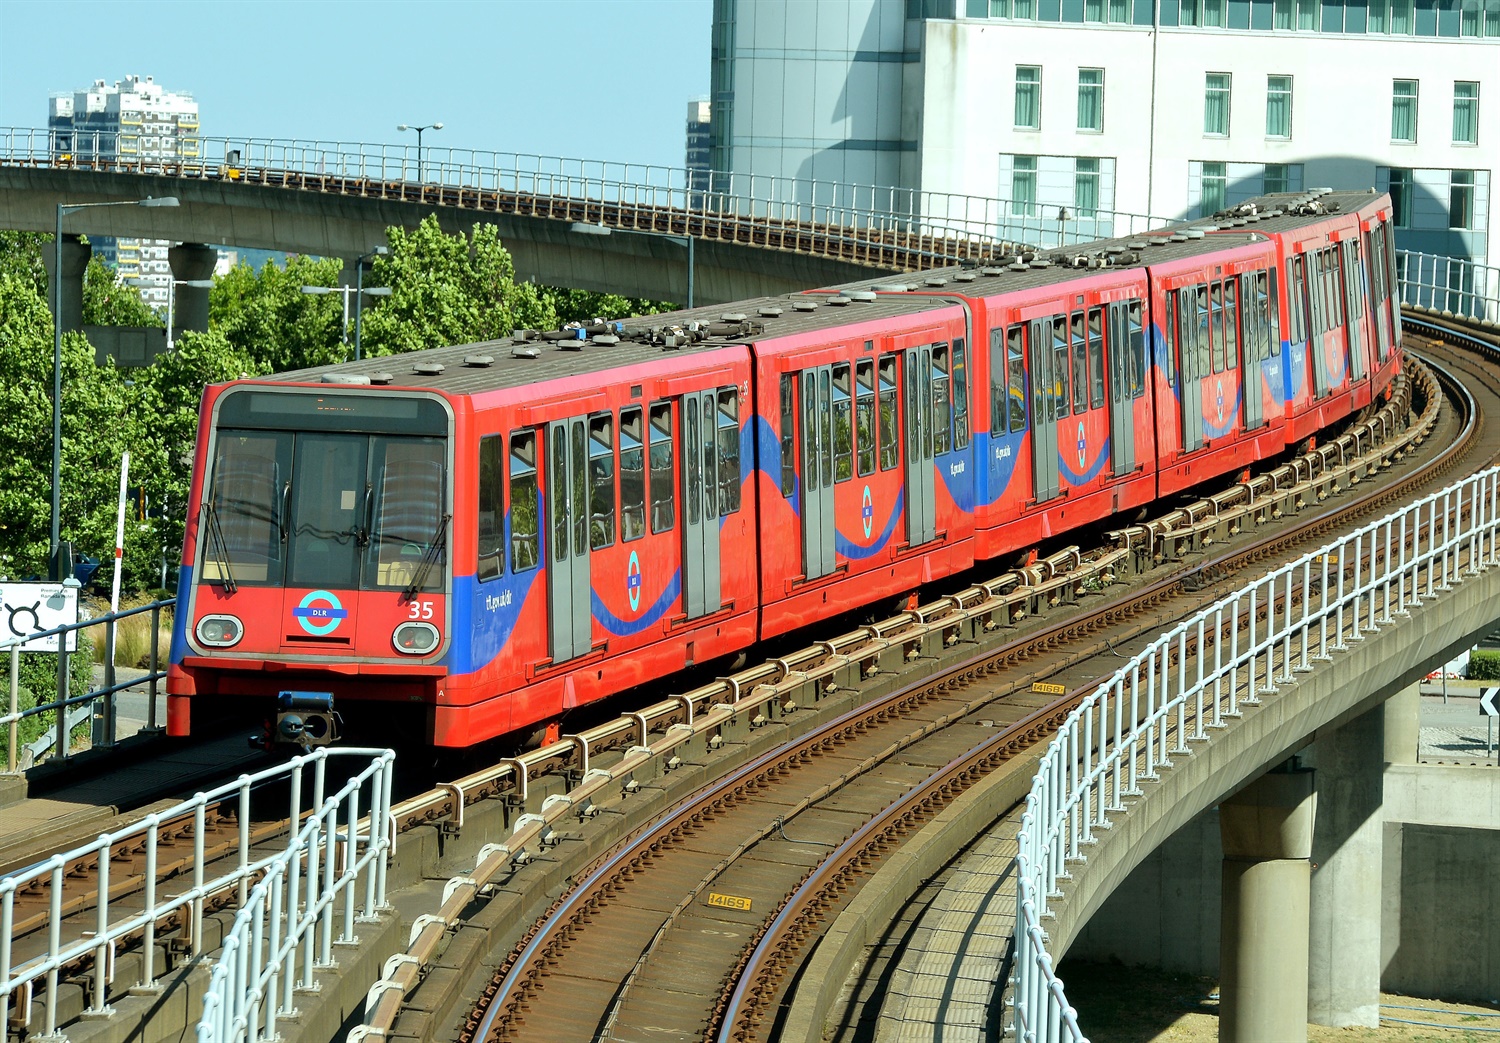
[0,0,713,169]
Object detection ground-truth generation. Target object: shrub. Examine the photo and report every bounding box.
[1469,650,1500,681]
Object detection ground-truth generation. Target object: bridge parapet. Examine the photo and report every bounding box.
[1015,467,1500,1042]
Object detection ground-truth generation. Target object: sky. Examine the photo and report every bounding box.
[0,0,713,170]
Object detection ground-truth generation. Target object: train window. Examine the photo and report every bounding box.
[818,368,834,486]
[205,431,289,585]
[1196,285,1214,377]
[833,363,854,482]
[1223,279,1239,368]
[1287,256,1306,342]
[856,362,877,476]
[701,395,718,522]
[620,408,646,542]
[953,339,969,450]
[570,421,589,560]
[1309,252,1327,334]
[509,431,540,572]
[686,404,702,527]
[368,437,446,592]
[1052,317,1071,419]
[478,434,503,581]
[649,402,675,534]
[718,388,742,513]
[589,414,615,550]
[1330,247,1346,326]
[1007,327,1027,431]
[1347,242,1364,318]
[1210,282,1226,374]
[989,329,1006,436]
[932,346,952,455]
[550,426,569,565]
[1070,315,1088,414]
[1164,291,1179,388]
[1127,302,1146,398]
[1382,222,1399,309]
[779,375,796,496]
[1087,308,1105,409]
[879,355,900,470]
[1266,270,1281,356]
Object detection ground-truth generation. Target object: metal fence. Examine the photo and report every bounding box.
[2,595,171,772]
[0,126,1166,250]
[1012,467,1500,1043]
[1398,250,1500,323]
[0,746,394,1043]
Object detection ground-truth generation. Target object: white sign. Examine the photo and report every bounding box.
[0,582,79,653]
[1481,687,1500,717]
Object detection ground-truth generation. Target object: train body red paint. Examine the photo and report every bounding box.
[167,190,1404,748]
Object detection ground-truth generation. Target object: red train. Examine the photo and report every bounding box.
[167,189,1403,749]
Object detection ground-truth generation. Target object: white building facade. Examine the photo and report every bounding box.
[48,75,201,309]
[711,0,1498,267]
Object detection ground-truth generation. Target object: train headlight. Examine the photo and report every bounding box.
[393,622,440,655]
[196,614,243,648]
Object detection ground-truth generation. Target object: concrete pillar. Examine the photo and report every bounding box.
[1219,766,1316,1043]
[1306,709,1384,1027]
[40,234,91,335]
[168,242,216,335]
[1384,681,1420,766]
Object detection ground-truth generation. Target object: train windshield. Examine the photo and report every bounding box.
[201,430,447,592]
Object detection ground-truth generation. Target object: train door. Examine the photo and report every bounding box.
[801,367,836,579]
[1340,239,1367,382]
[1364,228,1392,363]
[681,390,722,617]
[903,347,937,545]
[1240,273,1265,430]
[1178,288,1205,452]
[1027,319,1061,502]
[546,417,591,664]
[1302,254,1332,398]
[1106,302,1136,475]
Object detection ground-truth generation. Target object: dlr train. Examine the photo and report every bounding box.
[167,189,1404,749]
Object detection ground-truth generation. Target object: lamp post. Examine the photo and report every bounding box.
[125,276,213,350]
[300,284,357,344]
[569,222,695,309]
[396,122,443,184]
[53,195,178,576]
[354,245,391,361]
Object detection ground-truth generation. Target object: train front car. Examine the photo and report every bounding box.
[169,382,455,749]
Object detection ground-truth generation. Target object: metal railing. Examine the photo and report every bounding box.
[1012,466,1500,1043]
[2,596,171,772]
[0,127,1167,252]
[1398,250,1500,324]
[0,746,395,1043]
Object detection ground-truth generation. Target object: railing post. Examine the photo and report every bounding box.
[7,642,18,773]
[54,627,70,762]
[149,603,162,732]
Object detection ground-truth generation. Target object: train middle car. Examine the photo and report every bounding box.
[166,189,1402,749]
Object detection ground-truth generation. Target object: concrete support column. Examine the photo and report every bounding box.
[40,234,91,335]
[1219,766,1317,1043]
[1384,681,1420,766]
[1307,708,1384,1027]
[168,242,216,335]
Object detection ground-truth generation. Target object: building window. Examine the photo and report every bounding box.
[1461,0,1481,33]
[1108,0,1129,19]
[1181,0,1201,22]
[1204,73,1231,136]
[1012,155,1039,216]
[1388,167,1413,226]
[1297,0,1317,27]
[1077,69,1104,131]
[1075,157,1100,216]
[1274,0,1294,27]
[1201,161,1227,216]
[1392,79,1418,141]
[1453,81,1479,144]
[1085,0,1104,20]
[1015,66,1041,129]
[1266,75,1292,138]
[1264,163,1292,194]
[1450,170,1475,228]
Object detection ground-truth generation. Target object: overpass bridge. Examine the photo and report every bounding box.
[0,126,1164,310]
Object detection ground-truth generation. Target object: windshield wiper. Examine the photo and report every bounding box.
[404,513,451,601]
[201,497,239,594]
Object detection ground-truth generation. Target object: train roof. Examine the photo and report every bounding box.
[258,188,1385,399]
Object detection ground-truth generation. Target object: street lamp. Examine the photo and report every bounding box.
[396,122,443,184]
[124,275,212,350]
[570,222,695,309]
[354,245,391,361]
[300,284,357,344]
[53,195,178,576]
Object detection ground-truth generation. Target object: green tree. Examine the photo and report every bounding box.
[210,255,347,373]
[83,255,161,328]
[357,217,558,357]
[541,285,669,325]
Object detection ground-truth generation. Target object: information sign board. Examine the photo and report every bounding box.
[0,582,79,653]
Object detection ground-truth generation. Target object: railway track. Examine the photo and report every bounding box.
[6,324,1491,1043]
[413,349,1480,1043]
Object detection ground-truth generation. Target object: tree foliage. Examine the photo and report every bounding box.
[210,255,347,372]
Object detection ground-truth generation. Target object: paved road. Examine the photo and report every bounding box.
[1418,692,1500,765]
